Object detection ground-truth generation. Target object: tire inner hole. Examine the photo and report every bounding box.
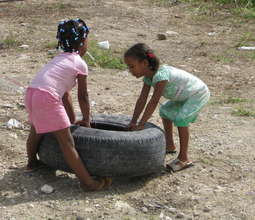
[90,122,128,131]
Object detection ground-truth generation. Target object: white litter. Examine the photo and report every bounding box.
[97,41,110,49]
[19,44,29,49]
[208,32,216,36]
[91,101,96,107]
[6,118,23,129]
[237,46,255,51]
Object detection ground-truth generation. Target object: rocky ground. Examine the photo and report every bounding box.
[0,0,255,219]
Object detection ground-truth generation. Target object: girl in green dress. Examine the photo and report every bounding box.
[124,43,210,172]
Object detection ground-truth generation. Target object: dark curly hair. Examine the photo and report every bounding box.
[56,18,89,52]
[124,43,160,73]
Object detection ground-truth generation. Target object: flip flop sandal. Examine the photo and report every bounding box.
[24,160,47,173]
[166,158,194,172]
[102,177,112,188]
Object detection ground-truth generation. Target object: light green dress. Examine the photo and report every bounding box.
[143,65,210,127]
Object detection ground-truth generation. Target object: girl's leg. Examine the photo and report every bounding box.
[26,125,43,169]
[177,126,189,162]
[162,118,176,152]
[53,127,102,190]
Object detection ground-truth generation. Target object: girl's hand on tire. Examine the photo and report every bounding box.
[134,124,144,131]
[128,122,137,131]
[75,120,91,128]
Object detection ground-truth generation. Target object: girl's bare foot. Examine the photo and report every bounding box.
[80,177,112,191]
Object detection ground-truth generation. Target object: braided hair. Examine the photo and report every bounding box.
[124,43,160,72]
[56,18,89,53]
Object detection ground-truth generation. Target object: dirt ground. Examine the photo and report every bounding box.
[0,0,255,219]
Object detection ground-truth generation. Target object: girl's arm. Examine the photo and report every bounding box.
[76,74,90,127]
[138,80,167,128]
[62,91,76,124]
[130,83,151,127]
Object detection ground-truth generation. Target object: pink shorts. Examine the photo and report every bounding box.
[24,88,71,134]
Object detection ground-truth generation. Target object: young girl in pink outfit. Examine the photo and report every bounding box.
[24,19,111,191]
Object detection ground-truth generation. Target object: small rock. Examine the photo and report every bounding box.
[137,33,147,37]
[9,133,18,139]
[218,150,223,154]
[203,206,211,212]
[28,204,34,208]
[193,211,200,217]
[141,206,148,213]
[1,104,14,109]
[157,34,167,40]
[40,184,54,194]
[166,31,178,36]
[176,212,185,218]
[114,201,136,215]
[208,32,216,36]
[118,71,129,77]
[84,207,93,212]
[166,206,177,214]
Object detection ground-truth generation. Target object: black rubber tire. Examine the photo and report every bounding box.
[38,114,166,177]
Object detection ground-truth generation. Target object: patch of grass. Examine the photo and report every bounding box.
[232,108,255,117]
[233,7,255,18]
[184,0,255,19]
[247,52,255,59]
[236,32,255,47]
[212,54,234,63]
[42,3,75,10]
[210,97,248,105]
[84,40,126,70]
[44,41,57,50]
[147,0,174,6]
[0,35,20,49]
[222,97,247,104]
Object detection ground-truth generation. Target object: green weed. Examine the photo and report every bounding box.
[1,35,20,48]
[147,0,174,6]
[236,32,255,47]
[232,108,255,117]
[44,41,57,49]
[84,40,126,70]
[222,97,247,104]
[247,52,255,59]
[212,55,234,63]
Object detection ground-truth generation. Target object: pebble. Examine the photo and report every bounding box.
[141,206,148,213]
[193,211,200,217]
[166,31,179,36]
[166,207,177,214]
[176,212,185,218]
[1,104,14,109]
[203,206,211,212]
[40,184,54,194]
[157,34,167,40]
[114,201,136,215]
[28,204,34,208]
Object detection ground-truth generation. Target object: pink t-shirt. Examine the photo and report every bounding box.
[29,52,88,99]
